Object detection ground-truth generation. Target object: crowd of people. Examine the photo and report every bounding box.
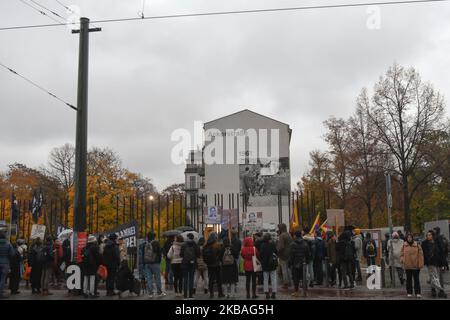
[0,224,448,300]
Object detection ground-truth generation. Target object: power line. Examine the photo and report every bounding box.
[0,62,77,111]
[1,0,449,31]
[17,0,64,25]
[54,0,74,13]
[28,0,66,21]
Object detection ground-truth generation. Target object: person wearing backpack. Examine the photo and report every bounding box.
[180,233,200,299]
[102,233,120,296]
[241,236,260,299]
[82,235,101,298]
[220,237,239,298]
[167,235,184,297]
[0,232,14,299]
[139,231,165,298]
[40,236,55,296]
[387,232,404,285]
[260,233,278,299]
[289,230,310,297]
[203,232,225,298]
[193,237,208,295]
[337,230,355,290]
[363,233,378,268]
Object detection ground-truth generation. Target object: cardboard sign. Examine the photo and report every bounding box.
[221,209,238,230]
[243,212,263,235]
[204,206,222,225]
[30,224,46,240]
[97,220,139,248]
[326,209,345,227]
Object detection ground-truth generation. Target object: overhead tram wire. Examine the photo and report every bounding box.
[0,62,77,111]
[17,0,65,25]
[2,0,450,31]
[54,0,74,13]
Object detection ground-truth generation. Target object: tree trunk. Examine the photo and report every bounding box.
[367,199,373,229]
[402,175,411,231]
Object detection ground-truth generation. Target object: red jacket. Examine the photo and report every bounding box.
[240,237,260,272]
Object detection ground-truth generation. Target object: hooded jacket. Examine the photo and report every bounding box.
[276,223,293,261]
[0,238,14,265]
[180,239,200,265]
[388,238,404,268]
[401,241,424,270]
[167,241,183,264]
[289,236,310,268]
[260,235,278,272]
[241,237,260,272]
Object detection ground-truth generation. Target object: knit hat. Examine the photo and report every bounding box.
[88,235,97,243]
[392,232,399,239]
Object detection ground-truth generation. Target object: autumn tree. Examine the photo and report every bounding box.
[361,64,448,231]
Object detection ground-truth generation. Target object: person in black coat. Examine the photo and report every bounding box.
[116,260,135,297]
[163,236,175,288]
[203,232,224,298]
[180,233,200,299]
[82,236,101,298]
[102,233,120,296]
[9,243,22,295]
[289,231,311,296]
[220,237,239,298]
[422,230,447,298]
[28,238,43,294]
[260,233,278,299]
[337,231,355,290]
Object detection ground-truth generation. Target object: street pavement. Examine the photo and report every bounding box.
[5,268,450,300]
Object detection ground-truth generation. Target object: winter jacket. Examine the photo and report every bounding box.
[231,235,242,258]
[422,239,441,267]
[29,243,43,268]
[180,240,200,266]
[388,238,403,268]
[202,240,222,268]
[220,244,239,283]
[276,224,293,261]
[434,234,448,267]
[241,237,260,272]
[42,242,55,268]
[352,235,363,260]
[363,239,378,258]
[0,239,14,265]
[260,240,278,272]
[82,243,101,275]
[116,264,134,292]
[289,237,310,268]
[327,238,337,264]
[197,246,208,271]
[167,241,183,264]
[401,241,424,270]
[102,240,120,268]
[314,237,325,260]
[139,240,162,266]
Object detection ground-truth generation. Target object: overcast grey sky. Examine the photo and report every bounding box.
[1,0,449,191]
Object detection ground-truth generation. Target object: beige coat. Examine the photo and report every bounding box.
[401,241,424,270]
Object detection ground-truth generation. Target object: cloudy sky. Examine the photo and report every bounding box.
[1,0,449,191]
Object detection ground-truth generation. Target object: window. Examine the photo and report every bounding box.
[189,176,197,189]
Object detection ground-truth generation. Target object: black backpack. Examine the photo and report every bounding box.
[183,245,196,264]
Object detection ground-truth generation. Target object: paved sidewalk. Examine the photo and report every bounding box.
[5,269,449,300]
